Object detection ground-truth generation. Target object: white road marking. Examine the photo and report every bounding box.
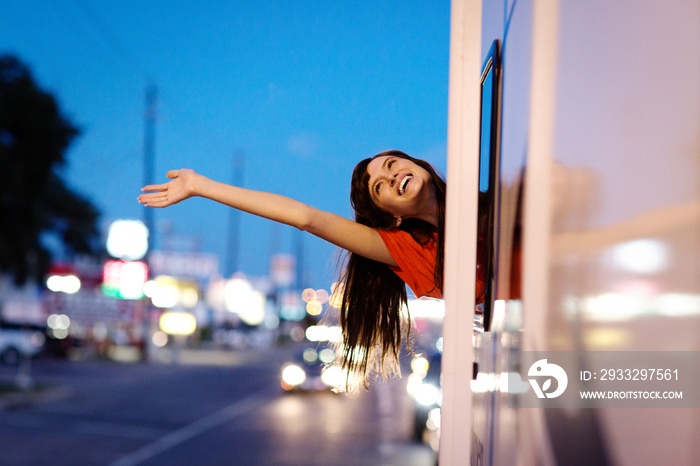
[110,388,273,466]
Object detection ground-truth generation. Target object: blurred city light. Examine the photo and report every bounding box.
[143,280,159,298]
[238,291,266,326]
[407,355,431,398]
[656,293,700,316]
[320,365,343,388]
[305,325,342,343]
[148,276,199,309]
[404,298,445,320]
[611,239,668,274]
[315,289,329,304]
[470,372,499,393]
[435,337,444,352]
[47,313,71,330]
[301,288,316,302]
[153,285,179,308]
[580,293,647,322]
[406,372,424,397]
[290,326,305,342]
[303,348,318,363]
[415,382,441,407]
[106,220,149,260]
[181,288,198,308]
[47,313,71,339]
[318,348,336,364]
[427,407,441,431]
[159,311,197,336]
[579,291,700,323]
[46,275,81,294]
[411,356,430,377]
[281,364,306,389]
[223,277,266,325]
[306,300,323,316]
[152,331,168,347]
[102,260,148,300]
[224,277,253,312]
[328,282,344,309]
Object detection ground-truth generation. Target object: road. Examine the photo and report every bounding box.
[0,344,436,465]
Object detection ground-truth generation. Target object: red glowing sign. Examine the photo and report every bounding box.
[102,260,148,299]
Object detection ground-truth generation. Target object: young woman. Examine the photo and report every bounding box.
[139,149,447,388]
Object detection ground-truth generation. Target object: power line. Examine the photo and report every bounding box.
[46,1,234,155]
[72,0,153,81]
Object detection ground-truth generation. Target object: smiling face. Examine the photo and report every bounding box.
[366,155,438,225]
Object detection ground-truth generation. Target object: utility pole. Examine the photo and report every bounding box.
[226,151,244,277]
[143,82,157,251]
[295,229,304,291]
[141,82,157,361]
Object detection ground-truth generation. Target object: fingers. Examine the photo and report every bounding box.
[137,192,168,206]
[142,200,168,208]
[138,192,166,201]
[141,184,167,192]
[138,170,186,207]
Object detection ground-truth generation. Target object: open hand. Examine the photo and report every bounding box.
[138,169,197,208]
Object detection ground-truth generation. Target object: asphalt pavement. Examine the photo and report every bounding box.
[0,343,437,465]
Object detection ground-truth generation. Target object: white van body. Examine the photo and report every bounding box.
[442,1,700,464]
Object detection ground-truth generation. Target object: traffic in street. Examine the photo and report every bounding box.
[0,344,436,465]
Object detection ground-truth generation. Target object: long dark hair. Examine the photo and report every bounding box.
[336,150,446,389]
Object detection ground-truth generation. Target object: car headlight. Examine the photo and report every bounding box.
[282,364,307,387]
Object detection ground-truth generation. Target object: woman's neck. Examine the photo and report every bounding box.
[413,190,440,228]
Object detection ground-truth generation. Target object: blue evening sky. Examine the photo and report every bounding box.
[1,1,451,289]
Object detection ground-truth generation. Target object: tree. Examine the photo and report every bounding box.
[0,55,101,285]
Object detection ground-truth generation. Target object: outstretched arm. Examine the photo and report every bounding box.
[138,169,397,266]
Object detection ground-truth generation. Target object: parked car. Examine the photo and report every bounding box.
[0,324,46,365]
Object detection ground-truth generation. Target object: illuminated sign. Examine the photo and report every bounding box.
[159,312,197,336]
[106,220,149,260]
[143,275,199,309]
[102,260,148,300]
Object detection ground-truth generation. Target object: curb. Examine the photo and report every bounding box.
[0,384,71,411]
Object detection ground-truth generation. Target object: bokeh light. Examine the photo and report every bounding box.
[305,325,342,342]
[159,312,197,336]
[46,275,81,294]
[106,219,149,261]
[281,364,306,388]
[152,331,168,347]
[301,288,316,303]
[329,282,344,309]
[306,300,323,316]
[315,289,329,304]
[411,356,430,377]
[303,348,318,363]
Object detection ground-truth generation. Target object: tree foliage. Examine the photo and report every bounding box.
[0,55,101,284]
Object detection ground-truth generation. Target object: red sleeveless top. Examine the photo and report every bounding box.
[378,229,485,302]
[377,229,442,298]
